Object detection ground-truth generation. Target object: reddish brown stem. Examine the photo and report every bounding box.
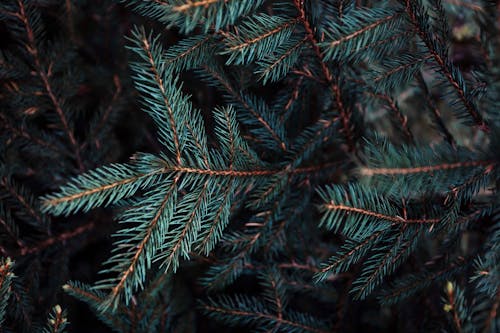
[293,0,356,151]
[16,0,84,170]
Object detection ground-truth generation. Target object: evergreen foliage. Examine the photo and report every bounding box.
[1,0,499,332]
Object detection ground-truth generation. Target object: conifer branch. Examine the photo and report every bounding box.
[16,0,84,171]
[1,177,45,226]
[257,36,307,83]
[416,72,456,147]
[324,203,439,224]
[226,18,299,52]
[359,160,495,176]
[62,283,130,332]
[140,35,183,165]
[41,168,164,208]
[444,282,464,333]
[380,257,467,304]
[325,234,383,275]
[0,208,25,251]
[19,221,95,256]
[207,232,260,290]
[202,303,329,333]
[372,54,433,83]
[404,0,489,132]
[293,0,356,151]
[196,178,235,254]
[161,180,209,272]
[7,1,496,330]
[165,35,213,71]
[172,0,223,13]
[44,305,67,333]
[108,178,178,306]
[327,12,402,49]
[0,114,69,157]
[368,92,414,142]
[202,65,287,151]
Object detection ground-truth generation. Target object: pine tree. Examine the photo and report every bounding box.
[1,0,499,332]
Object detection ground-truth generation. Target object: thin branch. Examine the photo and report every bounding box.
[318,230,384,275]
[293,0,356,151]
[141,36,183,165]
[227,18,299,51]
[369,92,414,142]
[445,283,463,333]
[416,72,456,147]
[359,160,495,176]
[62,284,129,332]
[323,203,440,224]
[172,0,224,13]
[404,0,489,132]
[0,177,44,226]
[202,64,287,151]
[202,304,329,333]
[327,12,402,48]
[16,0,84,170]
[20,221,95,256]
[42,168,165,207]
[109,178,178,301]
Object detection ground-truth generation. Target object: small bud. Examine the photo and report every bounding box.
[446,281,454,294]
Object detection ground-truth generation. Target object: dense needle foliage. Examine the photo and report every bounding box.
[1,0,499,332]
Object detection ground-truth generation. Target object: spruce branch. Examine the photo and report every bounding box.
[403,0,489,132]
[201,64,288,151]
[359,160,495,176]
[366,92,414,142]
[379,257,468,305]
[14,0,84,170]
[1,176,48,228]
[293,0,356,151]
[19,220,94,256]
[416,72,457,147]
[63,282,131,332]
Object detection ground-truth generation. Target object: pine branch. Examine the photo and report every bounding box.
[315,230,385,282]
[366,92,414,142]
[1,176,48,229]
[323,203,439,224]
[359,160,495,176]
[201,64,287,151]
[443,282,467,333]
[201,294,329,333]
[256,36,307,83]
[14,0,84,170]
[293,0,356,151]
[320,8,404,62]
[222,15,299,65]
[379,257,468,305]
[63,282,131,332]
[164,34,214,73]
[403,0,489,132]
[416,72,456,147]
[40,163,165,215]
[130,27,184,165]
[98,180,178,309]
